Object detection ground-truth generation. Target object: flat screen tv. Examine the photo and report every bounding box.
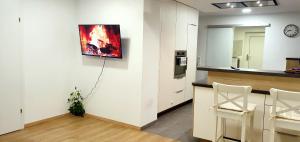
[79,24,122,58]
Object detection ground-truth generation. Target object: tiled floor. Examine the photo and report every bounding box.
[144,103,207,142]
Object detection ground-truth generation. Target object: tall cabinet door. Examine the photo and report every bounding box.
[185,24,198,101]
[175,3,188,51]
[158,0,177,112]
[0,0,23,135]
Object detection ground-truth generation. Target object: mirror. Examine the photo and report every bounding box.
[206,26,266,70]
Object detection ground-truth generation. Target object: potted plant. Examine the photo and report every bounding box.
[68,87,85,117]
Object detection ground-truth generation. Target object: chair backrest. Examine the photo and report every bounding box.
[212,82,252,112]
[270,88,300,118]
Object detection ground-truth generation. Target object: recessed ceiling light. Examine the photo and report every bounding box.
[259,3,263,7]
[230,5,235,8]
[226,3,231,7]
[242,8,252,14]
[256,1,261,4]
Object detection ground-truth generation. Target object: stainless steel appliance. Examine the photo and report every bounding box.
[174,50,187,79]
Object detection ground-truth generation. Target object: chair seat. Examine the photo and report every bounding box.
[270,107,300,121]
[219,102,256,112]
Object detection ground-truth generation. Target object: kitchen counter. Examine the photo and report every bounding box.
[198,66,300,78]
[196,66,300,92]
[193,66,300,142]
[192,84,300,142]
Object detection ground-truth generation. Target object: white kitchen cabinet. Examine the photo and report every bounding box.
[185,25,198,101]
[175,3,188,51]
[173,88,185,106]
[174,77,186,105]
[158,0,177,112]
[175,3,198,51]
[193,87,215,141]
[158,0,199,112]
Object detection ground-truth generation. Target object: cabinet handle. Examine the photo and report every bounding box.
[176,90,183,94]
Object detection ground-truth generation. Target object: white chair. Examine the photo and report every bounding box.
[212,82,256,142]
[270,88,300,142]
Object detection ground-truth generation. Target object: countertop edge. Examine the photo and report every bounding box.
[192,82,270,95]
[197,67,300,78]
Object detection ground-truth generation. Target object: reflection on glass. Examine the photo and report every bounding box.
[206,26,266,70]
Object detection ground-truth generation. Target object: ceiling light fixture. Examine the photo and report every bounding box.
[212,0,278,9]
[242,8,252,14]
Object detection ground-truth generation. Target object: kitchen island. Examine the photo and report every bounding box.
[193,67,300,142]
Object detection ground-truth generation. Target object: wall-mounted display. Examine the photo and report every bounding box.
[79,24,122,58]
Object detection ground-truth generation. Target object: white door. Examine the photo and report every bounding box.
[206,28,234,67]
[243,32,265,69]
[185,24,198,101]
[0,0,23,135]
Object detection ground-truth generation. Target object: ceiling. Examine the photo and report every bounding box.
[176,0,300,15]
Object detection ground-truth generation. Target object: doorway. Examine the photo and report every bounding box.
[0,0,24,135]
[243,32,265,69]
[234,27,266,69]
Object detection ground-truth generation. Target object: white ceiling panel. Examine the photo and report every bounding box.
[176,0,300,15]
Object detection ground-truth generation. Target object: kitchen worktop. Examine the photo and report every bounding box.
[197,66,300,78]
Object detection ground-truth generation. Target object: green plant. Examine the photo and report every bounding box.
[68,87,85,117]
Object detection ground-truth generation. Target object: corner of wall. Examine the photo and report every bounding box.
[140,0,160,126]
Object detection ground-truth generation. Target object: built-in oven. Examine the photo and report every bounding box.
[174,50,187,79]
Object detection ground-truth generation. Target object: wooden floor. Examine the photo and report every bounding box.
[0,114,176,142]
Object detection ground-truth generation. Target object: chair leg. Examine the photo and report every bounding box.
[221,118,225,142]
[270,119,276,142]
[249,113,254,142]
[213,116,219,142]
[241,115,247,142]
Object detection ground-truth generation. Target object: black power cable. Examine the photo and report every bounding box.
[84,57,106,100]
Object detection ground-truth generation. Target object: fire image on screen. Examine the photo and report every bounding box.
[79,25,122,58]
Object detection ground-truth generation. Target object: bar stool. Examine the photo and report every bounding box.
[212,82,256,142]
[270,88,300,142]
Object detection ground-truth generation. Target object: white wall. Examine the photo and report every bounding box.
[8,0,181,128]
[197,12,300,81]
[75,0,147,127]
[22,0,76,124]
[19,0,160,127]
[141,0,160,126]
